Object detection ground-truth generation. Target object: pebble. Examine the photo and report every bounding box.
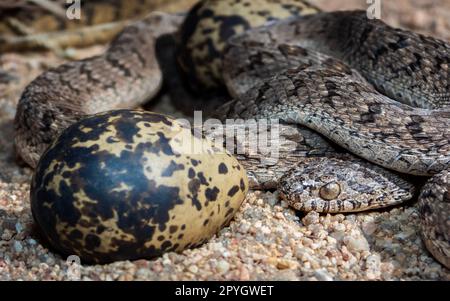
[345,236,370,252]
[239,266,250,281]
[365,254,381,280]
[361,221,377,235]
[333,223,346,232]
[273,270,299,281]
[216,260,230,273]
[162,258,171,266]
[2,230,13,241]
[27,239,37,245]
[303,212,320,225]
[280,259,298,270]
[136,268,151,279]
[188,265,198,274]
[330,230,346,242]
[263,192,279,206]
[394,229,416,242]
[314,269,334,281]
[238,223,250,234]
[15,222,24,233]
[13,241,23,253]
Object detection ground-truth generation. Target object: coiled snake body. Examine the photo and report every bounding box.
[14,1,450,268]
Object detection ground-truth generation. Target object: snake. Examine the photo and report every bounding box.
[12,0,450,268]
[218,10,450,268]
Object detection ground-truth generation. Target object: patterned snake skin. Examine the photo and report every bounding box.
[13,4,449,267]
[220,11,449,268]
[14,12,185,168]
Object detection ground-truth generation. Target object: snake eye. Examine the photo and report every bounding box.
[319,182,341,200]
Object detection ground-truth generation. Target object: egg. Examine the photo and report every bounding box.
[30,110,248,263]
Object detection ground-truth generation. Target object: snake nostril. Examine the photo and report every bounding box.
[319,181,341,200]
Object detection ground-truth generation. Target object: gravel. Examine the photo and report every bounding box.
[0,186,448,280]
[0,0,449,281]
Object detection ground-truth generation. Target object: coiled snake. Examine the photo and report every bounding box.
[13,1,450,268]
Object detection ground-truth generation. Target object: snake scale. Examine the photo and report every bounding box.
[13,0,450,268]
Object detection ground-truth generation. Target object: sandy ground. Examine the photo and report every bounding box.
[0,0,449,280]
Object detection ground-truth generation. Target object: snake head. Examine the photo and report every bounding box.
[278,156,416,213]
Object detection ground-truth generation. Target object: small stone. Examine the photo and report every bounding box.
[188,265,198,274]
[118,273,134,281]
[280,201,289,208]
[1,230,12,241]
[301,237,313,247]
[263,192,278,206]
[134,259,149,268]
[275,212,284,220]
[362,221,377,235]
[15,222,24,233]
[394,229,416,242]
[345,236,370,252]
[330,230,346,242]
[303,212,320,226]
[365,254,381,280]
[151,262,163,273]
[162,258,171,266]
[239,266,250,281]
[46,256,55,266]
[238,223,250,234]
[216,260,230,274]
[395,252,407,263]
[275,258,298,270]
[273,270,299,281]
[13,241,23,253]
[314,269,334,281]
[260,226,271,235]
[136,268,151,278]
[64,48,77,58]
[332,223,346,232]
[346,215,356,222]
[309,224,327,239]
[326,236,337,245]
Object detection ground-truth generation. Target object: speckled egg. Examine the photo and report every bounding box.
[177,0,320,92]
[30,110,248,264]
